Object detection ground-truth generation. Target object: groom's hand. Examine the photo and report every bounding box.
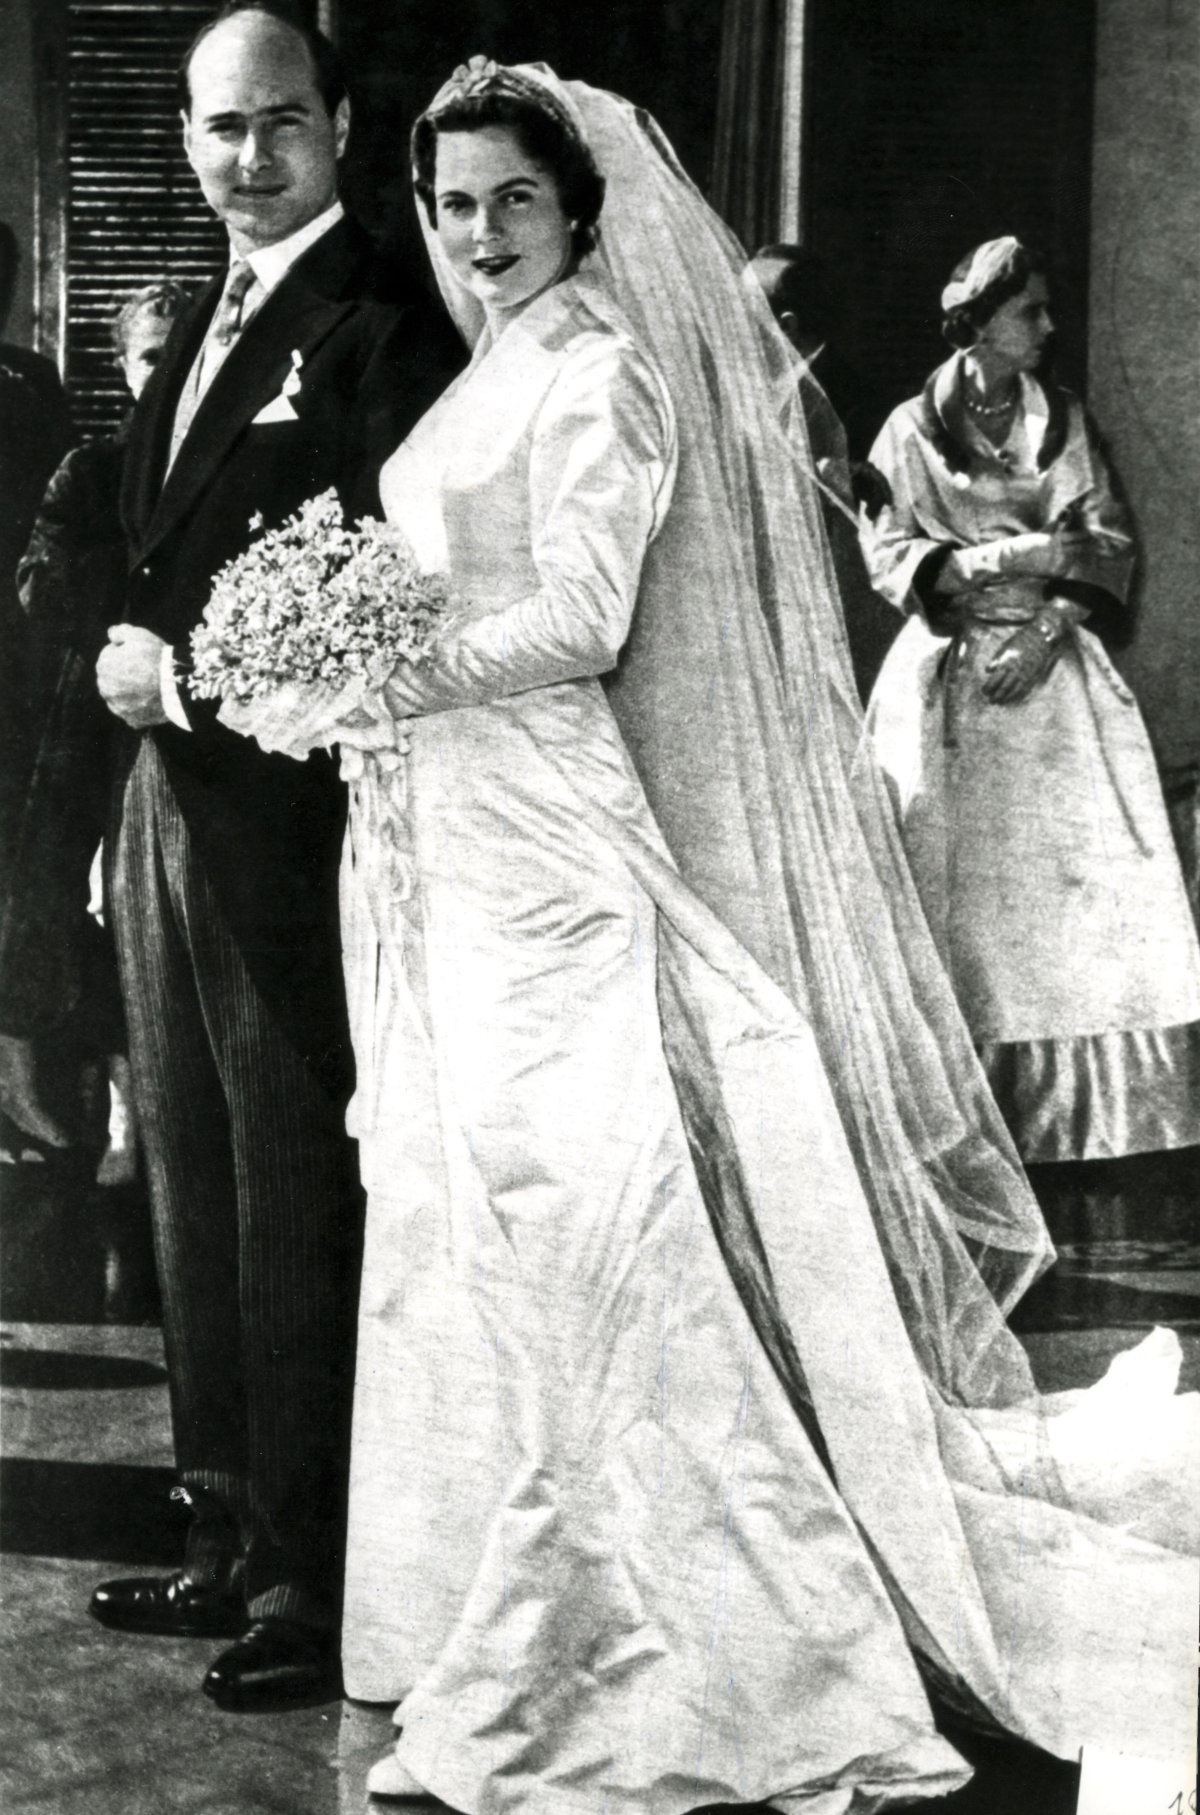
[97,625,169,728]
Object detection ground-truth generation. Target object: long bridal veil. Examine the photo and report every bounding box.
[420,67,1050,1406]
[415,65,1199,1762]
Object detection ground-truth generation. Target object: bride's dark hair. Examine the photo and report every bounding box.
[412,91,606,259]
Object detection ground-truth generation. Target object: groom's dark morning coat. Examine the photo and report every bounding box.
[120,216,458,1091]
[108,214,462,1618]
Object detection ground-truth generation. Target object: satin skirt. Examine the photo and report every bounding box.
[868,615,1200,1160]
[338,679,1198,1813]
[338,679,966,1812]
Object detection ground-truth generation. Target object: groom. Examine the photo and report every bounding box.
[86,0,460,1707]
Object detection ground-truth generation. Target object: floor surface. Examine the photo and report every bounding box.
[3,1142,1198,1815]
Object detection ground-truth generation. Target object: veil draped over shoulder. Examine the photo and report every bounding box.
[412,68,1198,1760]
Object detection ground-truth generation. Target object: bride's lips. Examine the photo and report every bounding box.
[472,255,519,276]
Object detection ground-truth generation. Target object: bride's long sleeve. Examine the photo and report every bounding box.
[383,334,677,717]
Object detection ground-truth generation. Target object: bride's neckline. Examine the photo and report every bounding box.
[478,245,584,343]
[472,269,597,359]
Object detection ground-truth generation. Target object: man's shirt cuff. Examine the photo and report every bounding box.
[159,644,191,730]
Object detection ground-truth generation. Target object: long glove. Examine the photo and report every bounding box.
[941,522,1094,589]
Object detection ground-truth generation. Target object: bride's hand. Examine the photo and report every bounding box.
[330,692,410,781]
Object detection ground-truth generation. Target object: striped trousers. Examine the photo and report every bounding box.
[109,736,362,1630]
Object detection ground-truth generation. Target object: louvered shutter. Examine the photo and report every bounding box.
[65,0,226,440]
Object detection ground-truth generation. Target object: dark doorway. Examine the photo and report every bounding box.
[804,0,1097,434]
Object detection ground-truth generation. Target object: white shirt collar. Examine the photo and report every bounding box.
[237,198,345,296]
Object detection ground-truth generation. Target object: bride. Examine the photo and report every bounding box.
[223,59,1198,1814]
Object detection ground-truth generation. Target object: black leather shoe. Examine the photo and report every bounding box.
[202,1619,341,1711]
[89,1571,246,1638]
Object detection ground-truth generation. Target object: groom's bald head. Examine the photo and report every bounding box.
[178,2,346,118]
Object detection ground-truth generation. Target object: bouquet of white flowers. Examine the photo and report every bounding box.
[190,488,453,707]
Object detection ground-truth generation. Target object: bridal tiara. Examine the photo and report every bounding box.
[423,55,587,146]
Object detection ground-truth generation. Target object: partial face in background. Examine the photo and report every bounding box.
[118,309,175,398]
[975,273,1054,375]
[182,12,348,253]
[746,255,823,359]
[434,127,574,315]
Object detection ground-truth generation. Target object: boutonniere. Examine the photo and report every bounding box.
[282,349,304,399]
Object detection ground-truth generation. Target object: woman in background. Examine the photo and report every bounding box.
[862,237,1200,1166]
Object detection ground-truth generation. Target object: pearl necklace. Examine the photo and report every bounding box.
[963,382,1018,420]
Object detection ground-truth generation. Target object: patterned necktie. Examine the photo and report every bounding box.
[167,262,261,470]
[210,261,257,346]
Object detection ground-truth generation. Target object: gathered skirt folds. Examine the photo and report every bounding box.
[867,617,1200,1163]
[339,679,1199,1815]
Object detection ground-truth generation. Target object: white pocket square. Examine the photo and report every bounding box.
[251,392,300,425]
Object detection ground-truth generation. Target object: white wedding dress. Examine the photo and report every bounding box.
[332,272,1199,1815]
